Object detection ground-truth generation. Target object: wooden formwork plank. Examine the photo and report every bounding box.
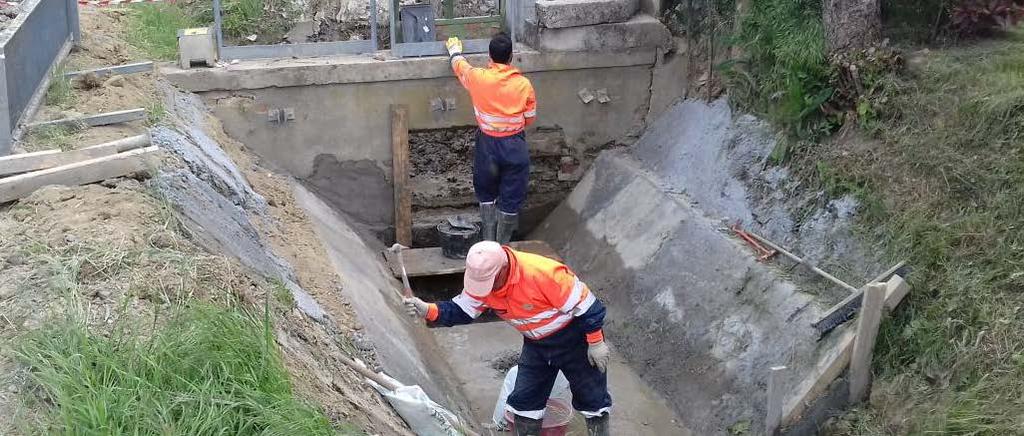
[27,108,146,131]
[0,135,150,177]
[65,61,154,79]
[382,240,561,278]
[391,104,412,247]
[0,146,161,203]
[782,274,910,426]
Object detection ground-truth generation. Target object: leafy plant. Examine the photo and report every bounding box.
[950,0,1024,36]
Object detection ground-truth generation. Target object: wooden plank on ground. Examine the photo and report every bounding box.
[27,108,146,131]
[65,61,154,79]
[849,282,886,402]
[782,274,911,426]
[382,240,561,278]
[391,104,412,247]
[0,146,161,203]
[0,135,150,177]
[765,365,787,436]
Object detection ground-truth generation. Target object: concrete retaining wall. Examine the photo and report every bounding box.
[162,46,687,236]
[532,99,879,434]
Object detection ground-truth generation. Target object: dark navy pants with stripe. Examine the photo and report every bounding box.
[474,130,530,214]
[507,319,613,417]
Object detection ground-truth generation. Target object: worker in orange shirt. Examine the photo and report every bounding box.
[446,33,537,244]
[404,241,612,436]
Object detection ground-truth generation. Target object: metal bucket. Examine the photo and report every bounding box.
[437,218,479,259]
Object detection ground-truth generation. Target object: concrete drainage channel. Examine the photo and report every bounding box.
[164,49,884,435]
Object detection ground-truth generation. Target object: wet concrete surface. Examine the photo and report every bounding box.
[431,321,691,435]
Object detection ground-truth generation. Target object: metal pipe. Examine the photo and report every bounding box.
[389,0,399,57]
[370,0,378,51]
[213,0,223,57]
[747,231,860,294]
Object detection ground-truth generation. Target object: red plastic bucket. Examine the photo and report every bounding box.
[505,398,573,436]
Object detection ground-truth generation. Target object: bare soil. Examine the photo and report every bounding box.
[409,127,578,210]
[26,10,153,151]
[1,8,411,435]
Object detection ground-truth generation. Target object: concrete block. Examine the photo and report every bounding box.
[523,14,672,52]
[535,0,638,28]
[177,27,218,69]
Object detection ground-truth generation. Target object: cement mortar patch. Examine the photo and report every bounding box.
[294,184,475,418]
[534,152,832,434]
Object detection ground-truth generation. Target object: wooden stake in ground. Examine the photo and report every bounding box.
[391,104,412,247]
[782,275,910,426]
[849,282,886,402]
[765,365,788,436]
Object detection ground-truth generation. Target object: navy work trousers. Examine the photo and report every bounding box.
[506,319,613,418]
[474,130,530,214]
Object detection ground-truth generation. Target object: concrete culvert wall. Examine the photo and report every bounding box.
[533,99,883,434]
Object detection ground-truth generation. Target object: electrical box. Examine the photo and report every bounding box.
[399,4,436,43]
[177,27,218,69]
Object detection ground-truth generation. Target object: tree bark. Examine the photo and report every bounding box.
[822,0,881,53]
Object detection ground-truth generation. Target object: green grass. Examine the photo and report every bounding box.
[13,303,337,435]
[22,125,77,152]
[146,99,168,126]
[126,3,203,60]
[44,67,75,109]
[723,0,838,146]
[813,30,1024,435]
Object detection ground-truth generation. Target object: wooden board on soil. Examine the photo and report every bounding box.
[382,240,562,278]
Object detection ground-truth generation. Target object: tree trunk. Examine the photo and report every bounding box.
[822,0,881,53]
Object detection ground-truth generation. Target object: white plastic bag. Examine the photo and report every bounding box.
[369,373,466,436]
[491,365,572,430]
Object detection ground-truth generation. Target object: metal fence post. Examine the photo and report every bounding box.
[509,0,516,46]
[370,0,378,51]
[213,0,223,57]
[389,0,399,57]
[0,52,12,156]
[66,0,81,44]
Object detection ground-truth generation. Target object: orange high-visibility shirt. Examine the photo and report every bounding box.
[427,247,603,342]
[451,56,537,137]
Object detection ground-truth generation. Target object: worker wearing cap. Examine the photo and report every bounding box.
[445,33,537,244]
[404,241,612,436]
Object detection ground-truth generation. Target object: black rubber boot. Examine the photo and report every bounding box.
[586,413,610,436]
[496,211,518,244]
[479,202,497,241]
[513,415,544,436]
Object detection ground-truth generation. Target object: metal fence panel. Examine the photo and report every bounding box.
[0,0,76,154]
[1,0,73,129]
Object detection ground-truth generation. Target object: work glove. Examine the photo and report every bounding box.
[587,340,610,373]
[446,36,463,57]
[404,297,429,318]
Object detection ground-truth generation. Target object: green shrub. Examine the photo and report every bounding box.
[726,0,836,144]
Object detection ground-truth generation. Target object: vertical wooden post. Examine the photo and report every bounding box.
[849,282,886,402]
[766,365,787,435]
[391,104,412,247]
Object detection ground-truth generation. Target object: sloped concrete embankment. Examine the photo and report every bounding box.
[533,100,881,434]
[148,83,475,430]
